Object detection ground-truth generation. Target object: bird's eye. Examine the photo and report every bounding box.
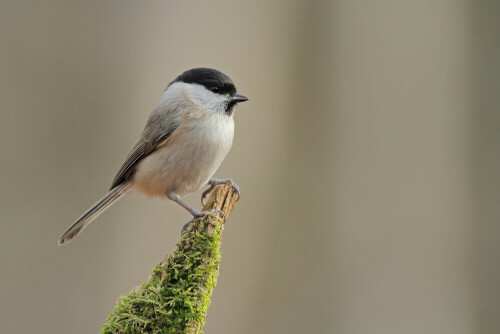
[210,87,220,93]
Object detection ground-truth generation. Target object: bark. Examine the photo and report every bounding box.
[101,183,239,334]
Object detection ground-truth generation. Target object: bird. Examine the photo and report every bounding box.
[58,67,248,245]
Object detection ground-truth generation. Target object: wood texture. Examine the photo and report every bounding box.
[103,182,239,334]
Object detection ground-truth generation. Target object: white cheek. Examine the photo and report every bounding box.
[160,82,229,114]
[188,85,228,113]
[159,82,190,108]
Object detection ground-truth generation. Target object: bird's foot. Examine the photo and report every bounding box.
[190,208,225,218]
[181,209,225,233]
[201,178,240,205]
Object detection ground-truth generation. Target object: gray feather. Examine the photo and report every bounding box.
[110,106,179,189]
[58,184,128,245]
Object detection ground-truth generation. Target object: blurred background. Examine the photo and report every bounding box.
[0,1,498,333]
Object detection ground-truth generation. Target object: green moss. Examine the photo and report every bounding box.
[102,215,223,334]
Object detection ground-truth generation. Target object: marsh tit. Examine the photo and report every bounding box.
[58,68,248,245]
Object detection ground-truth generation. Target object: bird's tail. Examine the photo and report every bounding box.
[58,184,129,245]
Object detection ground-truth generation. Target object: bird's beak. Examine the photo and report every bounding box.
[231,93,249,103]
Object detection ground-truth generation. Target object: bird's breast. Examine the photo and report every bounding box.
[133,115,234,197]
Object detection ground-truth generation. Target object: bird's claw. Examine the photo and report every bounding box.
[182,209,226,233]
[192,208,225,218]
[201,178,240,205]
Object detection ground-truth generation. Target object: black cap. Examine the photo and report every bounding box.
[173,67,237,95]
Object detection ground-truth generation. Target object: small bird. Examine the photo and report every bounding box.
[58,68,248,245]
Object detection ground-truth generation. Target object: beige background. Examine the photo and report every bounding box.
[1,1,498,333]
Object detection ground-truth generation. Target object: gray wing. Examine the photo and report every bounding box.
[110,109,179,189]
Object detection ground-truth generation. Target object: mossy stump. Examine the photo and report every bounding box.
[101,183,239,334]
